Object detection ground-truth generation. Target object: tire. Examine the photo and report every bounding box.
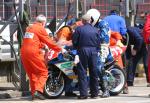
[44,65,65,99]
[107,65,126,96]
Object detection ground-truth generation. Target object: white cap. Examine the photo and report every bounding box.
[82,13,91,21]
[36,14,47,22]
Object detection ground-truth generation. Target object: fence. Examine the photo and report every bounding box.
[137,3,150,15]
[0,0,150,21]
[0,0,123,21]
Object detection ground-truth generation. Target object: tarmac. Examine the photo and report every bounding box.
[0,77,149,103]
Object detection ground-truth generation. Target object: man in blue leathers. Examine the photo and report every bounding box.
[95,20,113,98]
[103,10,127,36]
[72,13,100,99]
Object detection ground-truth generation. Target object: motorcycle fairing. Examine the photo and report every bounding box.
[54,61,78,79]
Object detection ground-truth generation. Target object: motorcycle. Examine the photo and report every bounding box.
[43,47,126,99]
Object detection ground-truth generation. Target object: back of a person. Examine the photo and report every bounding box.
[56,26,72,41]
[56,26,73,47]
[20,14,62,100]
[21,22,43,52]
[127,26,143,46]
[104,15,122,32]
[72,11,100,99]
[103,10,127,36]
[76,23,99,48]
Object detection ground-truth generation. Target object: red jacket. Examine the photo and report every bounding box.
[143,14,150,44]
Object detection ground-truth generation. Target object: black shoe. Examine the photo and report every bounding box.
[32,91,46,100]
[65,92,77,97]
[90,95,99,99]
[77,96,88,99]
[127,81,133,86]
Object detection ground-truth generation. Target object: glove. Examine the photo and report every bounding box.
[74,55,80,65]
[61,48,67,54]
[131,48,136,56]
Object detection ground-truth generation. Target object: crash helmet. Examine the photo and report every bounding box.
[86,9,101,26]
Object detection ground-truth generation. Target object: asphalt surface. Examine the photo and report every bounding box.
[0,77,150,103]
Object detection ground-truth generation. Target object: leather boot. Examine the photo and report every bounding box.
[98,67,110,98]
[101,79,110,98]
[101,89,110,98]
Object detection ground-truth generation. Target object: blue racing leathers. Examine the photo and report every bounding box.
[96,20,113,73]
[96,20,113,97]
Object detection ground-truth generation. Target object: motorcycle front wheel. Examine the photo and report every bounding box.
[44,67,65,99]
[107,65,126,96]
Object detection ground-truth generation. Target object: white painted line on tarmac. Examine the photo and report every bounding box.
[72,97,116,103]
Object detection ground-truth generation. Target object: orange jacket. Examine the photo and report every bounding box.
[56,26,72,41]
[21,22,61,53]
[109,31,124,68]
[110,31,122,46]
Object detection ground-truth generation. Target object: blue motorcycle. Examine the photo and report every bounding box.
[44,49,126,98]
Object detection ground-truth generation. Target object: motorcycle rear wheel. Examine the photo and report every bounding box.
[107,65,126,95]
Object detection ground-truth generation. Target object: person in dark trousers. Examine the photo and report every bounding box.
[72,13,100,99]
[103,9,128,94]
[126,26,149,86]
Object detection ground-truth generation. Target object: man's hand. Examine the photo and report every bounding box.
[131,45,137,56]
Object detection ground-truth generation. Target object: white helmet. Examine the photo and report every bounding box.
[86,9,100,26]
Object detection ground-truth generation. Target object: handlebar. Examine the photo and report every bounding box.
[62,50,77,61]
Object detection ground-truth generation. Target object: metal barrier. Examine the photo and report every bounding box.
[0,1,29,96]
[137,3,150,14]
[1,0,150,21]
[0,0,126,21]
